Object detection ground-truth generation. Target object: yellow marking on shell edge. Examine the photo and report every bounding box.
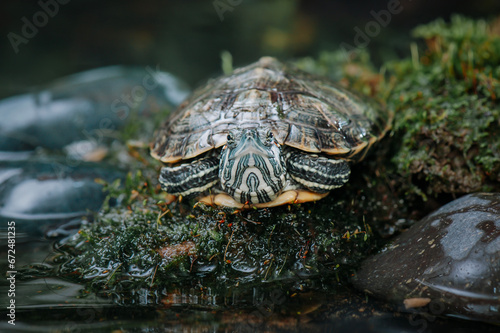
[150,148,180,164]
[321,134,378,161]
[158,153,182,164]
[284,140,324,154]
[199,190,329,209]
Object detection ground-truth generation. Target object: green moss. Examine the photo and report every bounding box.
[296,15,500,198]
[57,165,378,302]
[388,15,500,195]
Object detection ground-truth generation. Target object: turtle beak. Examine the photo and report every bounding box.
[230,129,275,160]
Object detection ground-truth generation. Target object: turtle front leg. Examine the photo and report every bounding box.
[159,156,219,197]
[286,152,350,193]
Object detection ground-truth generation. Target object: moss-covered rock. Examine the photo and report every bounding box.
[389,15,500,196]
[297,15,500,200]
[56,167,377,303]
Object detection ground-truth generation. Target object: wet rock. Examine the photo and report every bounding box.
[0,66,189,152]
[353,193,500,323]
[0,160,124,236]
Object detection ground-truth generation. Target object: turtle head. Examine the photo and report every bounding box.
[219,128,286,204]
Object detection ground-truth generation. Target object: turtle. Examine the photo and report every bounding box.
[150,57,391,208]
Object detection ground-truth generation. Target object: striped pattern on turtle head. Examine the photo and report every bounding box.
[219,127,286,204]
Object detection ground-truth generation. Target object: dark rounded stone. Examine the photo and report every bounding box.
[0,161,124,236]
[353,193,500,323]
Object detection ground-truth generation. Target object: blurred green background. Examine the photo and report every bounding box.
[1,0,499,97]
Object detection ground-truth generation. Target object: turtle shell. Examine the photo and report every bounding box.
[151,57,391,164]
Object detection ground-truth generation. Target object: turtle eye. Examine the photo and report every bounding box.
[227,133,234,144]
[265,131,274,144]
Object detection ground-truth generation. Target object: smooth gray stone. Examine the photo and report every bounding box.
[0,66,189,151]
[0,160,124,235]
